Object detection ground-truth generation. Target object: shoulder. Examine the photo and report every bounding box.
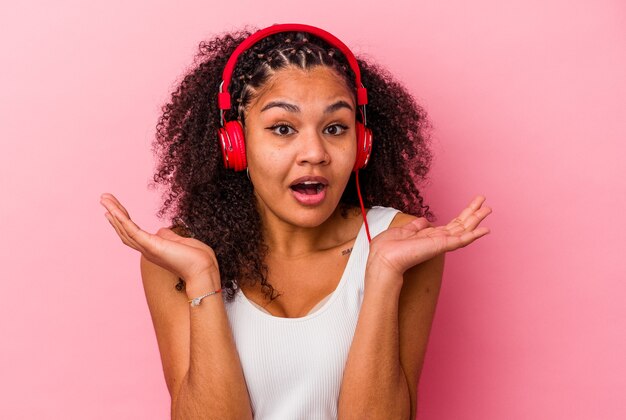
[368,207,429,231]
[388,210,421,229]
[362,206,414,229]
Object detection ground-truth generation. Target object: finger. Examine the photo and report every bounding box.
[107,210,147,252]
[101,194,131,219]
[104,212,142,251]
[468,195,486,210]
[446,220,467,235]
[446,196,489,233]
[100,196,127,220]
[435,227,489,252]
[105,213,136,249]
[407,217,432,231]
[474,226,491,237]
[461,205,492,231]
[107,195,132,219]
[102,199,150,253]
[449,195,486,227]
[460,225,490,243]
[109,208,153,251]
[392,226,486,268]
[100,198,144,249]
[446,216,468,232]
[458,226,490,246]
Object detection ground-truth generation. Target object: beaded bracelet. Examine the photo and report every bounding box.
[188,289,222,307]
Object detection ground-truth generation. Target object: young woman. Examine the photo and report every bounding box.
[100,24,491,420]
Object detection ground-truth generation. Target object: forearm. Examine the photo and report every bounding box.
[173,274,252,420]
[337,264,411,420]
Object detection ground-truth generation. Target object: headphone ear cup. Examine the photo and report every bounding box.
[353,122,373,171]
[219,120,247,171]
[218,127,231,169]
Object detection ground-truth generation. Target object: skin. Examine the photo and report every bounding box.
[100,64,492,418]
[243,65,360,256]
[236,65,366,313]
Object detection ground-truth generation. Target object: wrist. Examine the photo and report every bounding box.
[364,258,404,290]
[184,270,222,299]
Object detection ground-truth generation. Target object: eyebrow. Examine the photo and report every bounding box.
[259,100,354,114]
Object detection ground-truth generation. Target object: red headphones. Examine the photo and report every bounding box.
[217,23,373,172]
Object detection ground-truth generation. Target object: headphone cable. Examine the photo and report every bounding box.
[355,170,372,243]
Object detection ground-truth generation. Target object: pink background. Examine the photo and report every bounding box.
[1,0,624,418]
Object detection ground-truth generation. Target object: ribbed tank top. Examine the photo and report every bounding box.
[223,206,400,419]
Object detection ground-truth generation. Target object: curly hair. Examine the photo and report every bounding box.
[149,25,434,303]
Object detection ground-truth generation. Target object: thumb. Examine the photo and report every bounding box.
[406,217,432,231]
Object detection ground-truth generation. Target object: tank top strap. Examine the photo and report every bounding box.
[364,206,402,239]
[349,206,403,299]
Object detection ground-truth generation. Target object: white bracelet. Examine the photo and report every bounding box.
[188,288,222,307]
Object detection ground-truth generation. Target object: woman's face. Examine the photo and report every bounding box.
[243,65,357,229]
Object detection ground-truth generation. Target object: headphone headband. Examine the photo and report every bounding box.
[217,23,368,111]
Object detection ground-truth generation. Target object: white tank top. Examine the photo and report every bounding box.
[223,206,400,419]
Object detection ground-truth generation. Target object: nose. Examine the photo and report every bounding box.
[296,129,330,166]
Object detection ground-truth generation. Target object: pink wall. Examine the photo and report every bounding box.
[1,1,624,418]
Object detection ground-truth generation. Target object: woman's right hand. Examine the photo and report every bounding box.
[99,193,219,283]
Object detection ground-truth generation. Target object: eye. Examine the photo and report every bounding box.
[267,123,296,136]
[324,123,349,136]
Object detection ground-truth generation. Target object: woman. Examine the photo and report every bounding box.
[100,24,491,420]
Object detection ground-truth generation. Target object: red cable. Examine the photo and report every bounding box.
[355,170,372,243]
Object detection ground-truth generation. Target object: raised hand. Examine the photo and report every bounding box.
[99,193,219,282]
[368,195,492,277]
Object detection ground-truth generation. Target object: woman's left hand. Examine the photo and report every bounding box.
[367,195,492,278]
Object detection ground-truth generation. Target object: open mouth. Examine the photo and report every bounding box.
[289,179,328,206]
[289,181,325,195]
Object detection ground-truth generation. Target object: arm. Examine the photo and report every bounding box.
[338,196,490,419]
[337,214,444,420]
[140,256,253,420]
[100,193,252,419]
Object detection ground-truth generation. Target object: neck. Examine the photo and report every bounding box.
[257,203,362,259]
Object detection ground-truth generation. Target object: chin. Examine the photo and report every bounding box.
[284,203,337,228]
